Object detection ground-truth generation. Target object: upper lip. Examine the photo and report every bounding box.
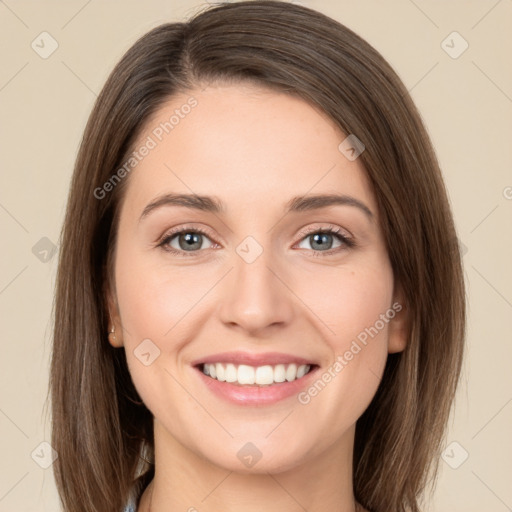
[191,351,317,367]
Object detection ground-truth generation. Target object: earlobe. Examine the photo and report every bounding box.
[106,290,124,348]
[107,322,123,348]
[387,292,408,354]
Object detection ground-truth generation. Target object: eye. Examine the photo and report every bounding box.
[157,224,355,258]
[158,226,215,256]
[295,225,355,255]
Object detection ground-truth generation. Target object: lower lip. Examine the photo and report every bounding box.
[194,365,319,406]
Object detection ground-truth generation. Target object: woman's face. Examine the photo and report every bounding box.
[109,82,407,473]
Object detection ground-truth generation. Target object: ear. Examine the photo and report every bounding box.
[387,284,408,354]
[105,281,124,348]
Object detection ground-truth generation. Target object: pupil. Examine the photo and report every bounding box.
[311,233,332,250]
[180,232,201,250]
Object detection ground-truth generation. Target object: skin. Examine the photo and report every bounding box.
[107,83,408,512]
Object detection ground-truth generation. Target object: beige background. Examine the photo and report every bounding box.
[1,0,511,510]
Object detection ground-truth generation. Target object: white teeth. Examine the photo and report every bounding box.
[201,362,311,386]
[286,363,297,382]
[225,363,237,382]
[296,364,308,378]
[215,363,225,381]
[255,365,274,385]
[238,364,255,384]
[273,364,286,382]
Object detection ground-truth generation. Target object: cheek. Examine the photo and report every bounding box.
[114,260,194,419]
[113,248,213,413]
[290,266,393,425]
[292,261,394,406]
[294,263,394,349]
[115,248,206,343]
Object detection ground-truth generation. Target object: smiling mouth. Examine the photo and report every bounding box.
[197,362,318,387]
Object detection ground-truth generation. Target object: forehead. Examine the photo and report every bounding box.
[119,83,376,220]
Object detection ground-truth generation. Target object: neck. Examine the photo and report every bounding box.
[141,420,362,512]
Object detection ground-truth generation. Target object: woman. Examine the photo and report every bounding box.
[50,1,466,511]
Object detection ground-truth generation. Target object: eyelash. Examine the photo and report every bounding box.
[156,224,356,258]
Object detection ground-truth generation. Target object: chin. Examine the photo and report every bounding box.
[197,436,315,475]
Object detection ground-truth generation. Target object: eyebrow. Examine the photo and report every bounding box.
[139,192,373,222]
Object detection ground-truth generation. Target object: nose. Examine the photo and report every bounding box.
[217,245,295,336]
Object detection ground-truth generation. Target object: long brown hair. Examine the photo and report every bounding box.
[49,1,466,511]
